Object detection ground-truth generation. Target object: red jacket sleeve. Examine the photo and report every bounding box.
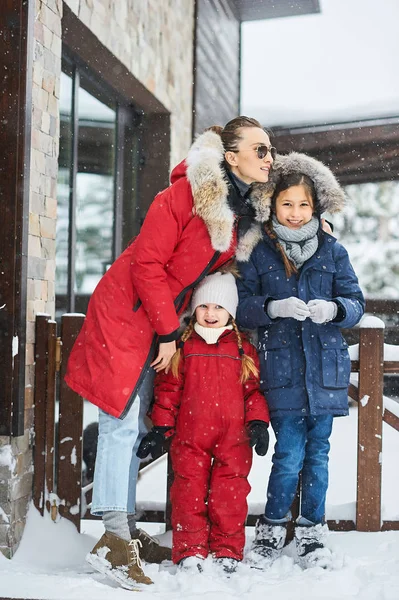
[242,341,270,425]
[151,357,185,429]
[130,182,192,339]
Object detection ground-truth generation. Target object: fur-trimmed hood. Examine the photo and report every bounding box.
[264,152,346,214]
[184,130,274,261]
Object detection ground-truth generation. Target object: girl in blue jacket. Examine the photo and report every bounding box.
[236,153,364,569]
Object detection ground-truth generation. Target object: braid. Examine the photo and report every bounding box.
[231,318,259,383]
[264,220,298,279]
[170,317,196,378]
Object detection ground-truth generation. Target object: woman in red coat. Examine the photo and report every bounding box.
[65,116,275,589]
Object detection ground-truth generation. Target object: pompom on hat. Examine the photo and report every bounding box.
[191,272,238,319]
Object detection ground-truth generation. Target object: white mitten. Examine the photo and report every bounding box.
[308,299,338,324]
[267,297,310,321]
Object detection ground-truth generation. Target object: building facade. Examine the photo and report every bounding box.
[1,0,199,558]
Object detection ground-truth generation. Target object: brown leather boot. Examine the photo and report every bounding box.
[86,531,153,590]
[131,528,172,564]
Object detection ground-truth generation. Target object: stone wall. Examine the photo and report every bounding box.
[0,0,62,558]
[26,0,62,418]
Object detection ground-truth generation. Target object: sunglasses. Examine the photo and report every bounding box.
[256,145,277,160]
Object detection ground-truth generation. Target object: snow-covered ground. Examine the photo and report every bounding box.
[1,508,399,600]
[1,405,398,599]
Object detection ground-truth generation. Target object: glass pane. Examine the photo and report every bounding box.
[55,72,73,319]
[329,181,399,299]
[75,86,116,312]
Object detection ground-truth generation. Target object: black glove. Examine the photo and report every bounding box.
[136,427,172,460]
[248,420,269,456]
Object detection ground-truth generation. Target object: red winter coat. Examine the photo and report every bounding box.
[152,330,270,562]
[65,131,272,418]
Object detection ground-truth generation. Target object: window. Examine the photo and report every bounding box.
[56,60,141,318]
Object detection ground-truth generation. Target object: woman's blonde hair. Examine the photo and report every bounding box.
[170,316,258,383]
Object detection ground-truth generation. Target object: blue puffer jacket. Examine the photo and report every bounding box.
[237,230,365,418]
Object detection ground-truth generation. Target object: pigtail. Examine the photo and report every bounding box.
[264,220,298,279]
[170,316,196,379]
[231,318,259,383]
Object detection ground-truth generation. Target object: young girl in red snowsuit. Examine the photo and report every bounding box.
[138,271,270,574]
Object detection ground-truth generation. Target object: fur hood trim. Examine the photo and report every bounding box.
[186,130,273,261]
[268,152,346,214]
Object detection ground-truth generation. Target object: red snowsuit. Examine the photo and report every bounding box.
[151,330,270,563]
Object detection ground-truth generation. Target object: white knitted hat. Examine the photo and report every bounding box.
[191,272,238,318]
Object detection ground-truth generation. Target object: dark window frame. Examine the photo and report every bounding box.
[58,51,142,315]
[0,0,34,436]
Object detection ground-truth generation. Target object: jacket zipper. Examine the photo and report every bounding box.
[119,334,158,419]
[174,251,221,312]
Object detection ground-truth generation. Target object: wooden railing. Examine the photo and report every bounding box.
[33,314,84,530]
[32,312,399,533]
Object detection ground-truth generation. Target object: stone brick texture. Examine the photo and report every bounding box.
[27,0,62,398]
[0,435,33,557]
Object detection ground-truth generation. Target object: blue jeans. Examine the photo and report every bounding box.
[265,415,333,526]
[91,368,155,515]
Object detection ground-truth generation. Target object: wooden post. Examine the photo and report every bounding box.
[356,317,385,531]
[57,314,85,531]
[0,0,34,437]
[33,315,50,514]
[45,321,57,513]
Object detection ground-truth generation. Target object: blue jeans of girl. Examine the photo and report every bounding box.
[265,415,334,526]
[91,368,155,515]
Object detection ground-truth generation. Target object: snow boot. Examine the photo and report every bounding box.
[86,531,153,590]
[295,523,333,569]
[178,556,205,573]
[131,528,172,563]
[214,557,239,575]
[246,516,287,568]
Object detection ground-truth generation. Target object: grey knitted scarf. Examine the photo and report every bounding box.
[272,215,319,268]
